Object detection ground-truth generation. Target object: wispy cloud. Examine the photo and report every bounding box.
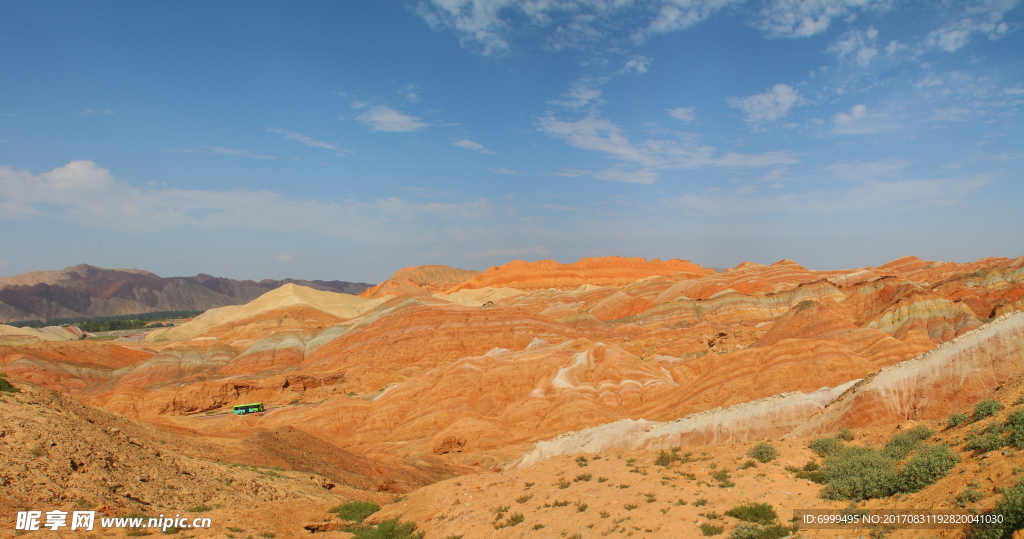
[663,172,995,217]
[537,114,798,183]
[453,139,495,154]
[80,109,114,117]
[275,254,292,262]
[267,128,349,152]
[355,105,429,132]
[171,146,276,159]
[0,160,494,240]
[490,167,521,175]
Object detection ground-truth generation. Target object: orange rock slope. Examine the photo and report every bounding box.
[2,254,1022,480]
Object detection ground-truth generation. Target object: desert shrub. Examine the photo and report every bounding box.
[576,455,588,467]
[494,513,525,529]
[597,476,608,482]
[948,412,969,428]
[973,400,1005,422]
[515,494,532,504]
[786,460,825,483]
[729,522,798,539]
[967,430,1008,452]
[331,501,381,523]
[747,441,778,463]
[188,505,212,513]
[551,500,570,507]
[623,503,637,510]
[883,426,934,460]
[576,502,587,513]
[740,459,758,469]
[821,446,898,501]
[350,519,424,539]
[574,473,591,482]
[725,503,778,525]
[836,427,855,441]
[700,523,725,536]
[693,498,708,507]
[894,443,960,493]
[965,477,1024,539]
[1005,409,1024,449]
[0,373,18,393]
[808,437,843,457]
[955,482,985,507]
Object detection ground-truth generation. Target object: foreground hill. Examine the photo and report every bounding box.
[0,263,373,322]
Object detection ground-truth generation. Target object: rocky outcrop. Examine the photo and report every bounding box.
[451,257,713,291]
[360,265,480,299]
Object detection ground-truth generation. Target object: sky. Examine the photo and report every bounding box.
[0,0,1022,283]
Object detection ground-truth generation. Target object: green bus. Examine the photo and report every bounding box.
[232,402,264,415]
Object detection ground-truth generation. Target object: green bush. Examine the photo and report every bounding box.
[808,437,843,457]
[331,501,381,523]
[700,523,725,536]
[895,443,960,493]
[965,478,1024,539]
[836,427,855,441]
[821,446,898,501]
[882,426,934,460]
[747,441,778,463]
[1005,409,1024,449]
[948,412,969,428]
[187,505,212,513]
[785,460,825,483]
[0,373,18,393]
[973,400,1005,422]
[655,450,673,466]
[966,428,1008,452]
[729,522,798,539]
[724,503,778,525]
[350,519,424,539]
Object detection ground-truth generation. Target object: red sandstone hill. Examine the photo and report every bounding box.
[451,256,714,291]
[359,264,480,299]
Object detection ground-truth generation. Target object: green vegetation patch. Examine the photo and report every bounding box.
[948,412,969,428]
[965,477,1024,539]
[330,501,381,523]
[972,399,1005,422]
[729,522,798,539]
[746,442,778,463]
[724,503,778,525]
[700,523,725,536]
[349,519,424,539]
[0,373,19,393]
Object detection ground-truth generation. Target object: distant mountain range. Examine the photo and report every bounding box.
[0,264,373,322]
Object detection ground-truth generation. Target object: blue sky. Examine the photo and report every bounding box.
[1,0,1022,282]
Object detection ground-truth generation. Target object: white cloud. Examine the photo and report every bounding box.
[931,106,971,121]
[727,84,801,128]
[755,0,892,38]
[351,100,369,109]
[538,114,798,183]
[491,167,521,175]
[621,55,652,74]
[172,146,276,159]
[832,104,867,125]
[549,78,606,111]
[454,139,496,154]
[830,26,879,66]
[663,172,994,217]
[79,109,114,117]
[668,107,696,122]
[0,160,494,238]
[355,106,429,132]
[925,0,1016,53]
[402,83,421,103]
[642,0,744,37]
[267,128,348,152]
